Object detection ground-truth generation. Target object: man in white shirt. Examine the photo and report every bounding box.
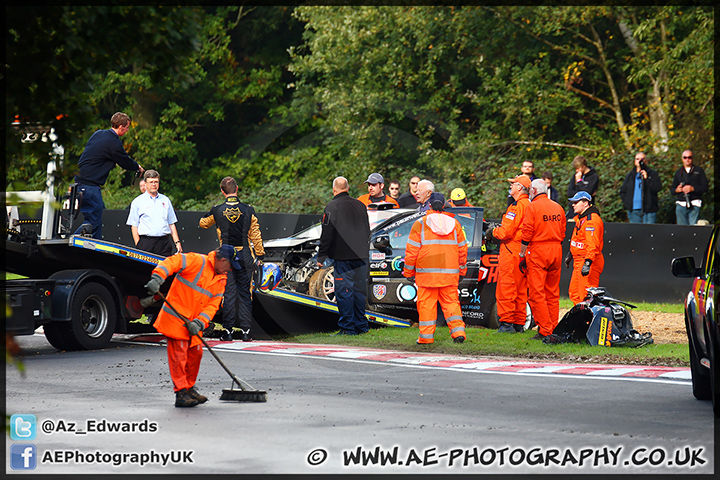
[126,170,182,256]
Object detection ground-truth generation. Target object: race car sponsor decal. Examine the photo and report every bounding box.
[478,254,498,283]
[397,283,417,302]
[370,262,388,269]
[370,271,389,277]
[371,252,386,261]
[373,284,387,300]
[391,256,404,271]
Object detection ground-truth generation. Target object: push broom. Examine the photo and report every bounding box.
[147,292,268,402]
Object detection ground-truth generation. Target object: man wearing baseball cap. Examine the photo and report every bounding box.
[448,188,474,207]
[357,173,399,209]
[566,191,605,304]
[485,175,531,333]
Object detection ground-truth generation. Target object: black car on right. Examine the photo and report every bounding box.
[671,224,720,416]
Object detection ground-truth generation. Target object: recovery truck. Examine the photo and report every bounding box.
[4,161,163,350]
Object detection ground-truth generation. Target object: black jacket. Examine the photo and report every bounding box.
[619,166,662,213]
[670,165,708,203]
[567,167,599,201]
[199,195,265,264]
[318,192,370,262]
[398,191,419,208]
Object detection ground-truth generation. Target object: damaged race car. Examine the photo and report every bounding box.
[260,205,503,328]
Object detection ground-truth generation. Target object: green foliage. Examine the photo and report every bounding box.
[5,6,713,219]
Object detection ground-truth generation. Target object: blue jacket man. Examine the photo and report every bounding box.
[73,112,143,238]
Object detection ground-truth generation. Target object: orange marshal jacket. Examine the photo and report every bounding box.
[402,212,468,287]
[521,194,567,247]
[570,206,604,262]
[152,251,227,347]
[357,193,399,208]
[493,193,530,253]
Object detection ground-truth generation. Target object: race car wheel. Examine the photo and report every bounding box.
[309,267,335,302]
[524,302,536,331]
[689,317,711,400]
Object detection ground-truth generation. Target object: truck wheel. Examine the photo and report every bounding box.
[48,283,117,350]
[309,267,335,302]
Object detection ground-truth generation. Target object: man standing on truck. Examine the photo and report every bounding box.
[143,246,232,407]
[199,177,265,342]
[126,170,182,256]
[403,194,468,344]
[317,176,371,335]
[73,112,144,239]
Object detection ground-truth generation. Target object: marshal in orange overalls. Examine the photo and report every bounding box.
[403,212,468,343]
[492,191,530,327]
[568,206,605,304]
[520,192,567,337]
[152,250,227,393]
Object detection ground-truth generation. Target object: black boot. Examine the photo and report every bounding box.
[240,329,252,342]
[175,388,200,408]
[187,386,208,404]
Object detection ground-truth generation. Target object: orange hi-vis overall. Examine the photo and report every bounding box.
[568,207,605,304]
[152,251,227,392]
[521,194,567,336]
[493,193,530,326]
[403,212,468,343]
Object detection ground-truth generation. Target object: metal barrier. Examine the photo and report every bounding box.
[66,210,720,304]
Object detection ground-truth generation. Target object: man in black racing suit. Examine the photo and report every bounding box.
[199,176,265,341]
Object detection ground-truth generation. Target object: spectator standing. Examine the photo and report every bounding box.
[398,175,421,208]
[485,175,531,333]
[126,170,182,257]
[199,177,265,342]
[508,160,538,205]
[143,246,231,407]
[566,155,599,218]
[403,194,468,344]
[566,191,604,304]
[619,152,663,224]
[388,180,401,200]
[449,188,474,207]
[317,177,371,335]
[357,173,399,208]
[541,171,559,203]
[520,179,567,340]
[670,150,708,225]
[73,112,144,238]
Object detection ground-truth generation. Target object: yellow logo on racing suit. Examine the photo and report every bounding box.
[223,207,242,223]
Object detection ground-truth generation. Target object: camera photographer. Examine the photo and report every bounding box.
[619,152,662,224]
[670,150,708,225]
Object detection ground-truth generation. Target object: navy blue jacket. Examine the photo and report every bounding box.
[74,129,139,186]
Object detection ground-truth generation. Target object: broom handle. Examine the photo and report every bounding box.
[155,292,252,391]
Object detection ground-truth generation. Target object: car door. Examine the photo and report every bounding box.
[367,207,499,328]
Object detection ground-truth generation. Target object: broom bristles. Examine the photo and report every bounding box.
[220,388,267,402]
